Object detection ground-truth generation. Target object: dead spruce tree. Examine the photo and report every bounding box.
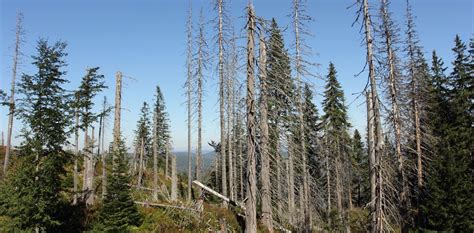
[354,0,386,231]
[4,12,24,175]
[185,1,193,202]
[245,3,257,232]
[258,26,273,232]
[378,0,409,230]
[291,0,315,229]
[113,71,122,155]
[194,8,208,188]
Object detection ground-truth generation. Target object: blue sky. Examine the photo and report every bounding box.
[1,0,472,151]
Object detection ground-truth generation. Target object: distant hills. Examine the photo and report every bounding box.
[172,151,216,174]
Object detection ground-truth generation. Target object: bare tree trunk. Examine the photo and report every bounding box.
[171,154,177,201]
[73,109,79,204]
[326,146,332,225]
[227,68,235,201]
[4,12,23,175]
[288,135,295,225]
[166,148,169,178]
[99,96,107,199]
[361,0,385,231]
[292,1,310,230]
[258,33,273,232]
[380,0,408,229]
[137,137,144,189]
[113,71,122,155]
[335,137,343,219]
[153,112,159,200]
[186,1,193,203]
[217,0,228,202]
[195,9,205,186]
[83,127,89,194]
[85,127,95,205]
[245,4,257,232]
[366,91,377,233]
[276,139,283,219]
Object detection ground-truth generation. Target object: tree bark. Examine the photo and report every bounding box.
[186,1,193,202]
[171,154,177,201]
[73,109,79,204]
[245,4,257,232]
[4,13,23,175]
[153,112,159,200]
[137,137,144,189]
[86,127,95,205]
[287,134,295,225]
[217,0,228,203]
[113,71,122,156]
[259,33,273,232]
[361,0,385,231]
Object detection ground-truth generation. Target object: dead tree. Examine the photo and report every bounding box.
[186,0,193,202]
[113,71,122,154]
[171,154,178,201]
[216,0,228,201]
[245,3,257,232]
[4,12,23,175]
[227,35,237,202]
[73,106,80,204]
[153,111,159,200]
[258,30,273,232]
[356,0,386,231]
[379,0,408,229]
[99,96,108,198]
[291,0,313,229]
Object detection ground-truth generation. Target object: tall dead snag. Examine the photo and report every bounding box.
[405,0,427,197]
[366,90,377,232]
[86,127,96,205]
[227,33,238,201]
[287,134,296,224]
[195,8,207,189]
[357,0,385,231]
[4,12,23,175]
[379,0,408,229]
[153,111,159,200]
[258,30,273,232]
[171,154,178,201]
[113,71,122,154]
[216,0,228,201]
[245,3,257,232]
[291,0,312,229]
[99,96,108,198]
[186,0,193,202]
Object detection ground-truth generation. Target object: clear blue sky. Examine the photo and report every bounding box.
[1,0,472,151]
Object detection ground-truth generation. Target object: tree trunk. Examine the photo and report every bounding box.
[4,13,23,175]
[217,0,228,202]
[259,33,273,232]
[86,127,95,205]
[113,71,122,156]
[361,0,385,231]
[366,91,377,233]
[186,1,193,203]
[137,137,144,189]
[171,154,177,201]
[153,112,159,200]
[73,109,79,204]
[380,0,408,229]
[100,96,107,199]
[287,134,295,225]
[245,4,257,232]
[83,127,89,194]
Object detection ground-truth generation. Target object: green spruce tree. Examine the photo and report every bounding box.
[94,137,142,232]
[0,39,72,231]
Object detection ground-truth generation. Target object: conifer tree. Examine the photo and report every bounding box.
[350,129,369,208]
[76,67,106,205]
[0,39,71,231]
[321,62,350,226]
[134,102,152,188]
[94,137,142,232]
[421,36,473,232]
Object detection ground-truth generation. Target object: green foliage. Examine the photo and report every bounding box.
[94,138,142,232]
[421,36,474,232]
[75,66,107,130]
[153,86,171,157]
[0,39,73,231]
[351,130,369,207]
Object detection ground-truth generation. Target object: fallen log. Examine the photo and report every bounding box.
[135,201,198,212]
